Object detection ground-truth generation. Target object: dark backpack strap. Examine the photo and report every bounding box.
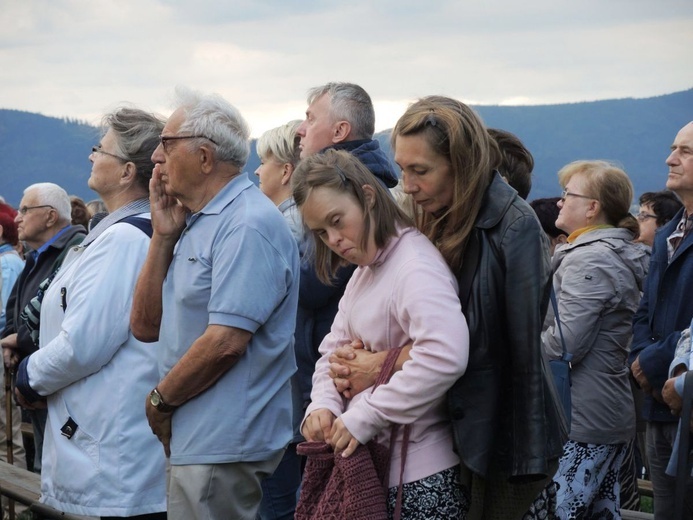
[674,370,693,519]
[119,216,153,238]
[51,231,86,272]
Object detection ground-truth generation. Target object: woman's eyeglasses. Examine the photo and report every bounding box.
[91,145,127,162]
[560,189,595,202]
[636,212,657,222]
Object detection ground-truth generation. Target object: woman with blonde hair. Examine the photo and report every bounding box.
[254,120,304,519]
[255,120,303,241]
[538,160,648,518]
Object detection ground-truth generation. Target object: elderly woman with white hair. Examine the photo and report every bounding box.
[253,120,306,520]
[255,120,303,242]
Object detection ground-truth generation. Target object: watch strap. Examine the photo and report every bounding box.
[150,387,177,413]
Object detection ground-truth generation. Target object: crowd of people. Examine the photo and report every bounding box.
[0,82,691,520]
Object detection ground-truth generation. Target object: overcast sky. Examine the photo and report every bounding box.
[1,0,691,137]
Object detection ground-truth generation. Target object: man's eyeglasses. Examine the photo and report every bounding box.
[159,134,218,153]
[636,212,657,222]
[18,205,54,215]
[91,145,127,162]
[560,189,595,202]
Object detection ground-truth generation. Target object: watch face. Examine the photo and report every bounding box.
[150,390,161,407]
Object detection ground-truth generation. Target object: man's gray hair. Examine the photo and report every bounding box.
[307,82,375,140]
[173,86,251,169]
[24,183,72,222]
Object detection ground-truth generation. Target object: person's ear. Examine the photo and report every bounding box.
[199,143,215,175]
[586,199,600,220]
[556,234,568,245]
[362,184,376,210]
[121,161,137,185]
[281,163,294,186]
[333,121,351,144]
[45,207,60,228]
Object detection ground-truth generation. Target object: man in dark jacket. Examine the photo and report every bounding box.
[630,121,693,519]
[294,82,399,405]
[1,182,86,472]
[259,82,399,520]
[296,82,399,189]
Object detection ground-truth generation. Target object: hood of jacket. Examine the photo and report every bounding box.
[327,139,399,189]
[553,227,650,292]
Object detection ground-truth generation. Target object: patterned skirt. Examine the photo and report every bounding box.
[553,440,627,519]
[387,465,469,519]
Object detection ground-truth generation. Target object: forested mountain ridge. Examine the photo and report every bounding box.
[1,88,691,206]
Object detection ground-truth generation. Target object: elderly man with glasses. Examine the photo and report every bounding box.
[630,121,693,519]
[130,87,299,520]
[1,182,86,473]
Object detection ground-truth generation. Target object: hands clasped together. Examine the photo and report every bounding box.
[302,339,385,458]
[634,354,693,433]
[2,333,47,410]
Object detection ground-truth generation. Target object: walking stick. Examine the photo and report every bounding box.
[4,365,16,520]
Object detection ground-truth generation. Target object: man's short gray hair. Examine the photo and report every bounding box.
[173,86,251,169]
[307,82,375,140]
[24,183,71,222]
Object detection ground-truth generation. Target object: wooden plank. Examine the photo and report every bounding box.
[0,460,40,503]
[637,478,653,497]
[622,510,655,520]
[0,460,95,519]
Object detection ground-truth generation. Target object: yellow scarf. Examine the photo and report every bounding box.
[567,224,613,244]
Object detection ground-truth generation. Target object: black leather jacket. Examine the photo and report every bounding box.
[447,174,567,481]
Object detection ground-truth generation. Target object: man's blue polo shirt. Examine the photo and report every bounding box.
[159,174,299,465]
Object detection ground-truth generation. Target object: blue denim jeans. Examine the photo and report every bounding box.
[258,443,301,520]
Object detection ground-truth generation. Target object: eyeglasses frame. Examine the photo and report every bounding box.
[636,212,658,222]
[91,145,128,162]
[560,189,596,202]
[18,205,55,216]
[159,134,218,153]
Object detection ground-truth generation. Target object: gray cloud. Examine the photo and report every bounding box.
[0,0,691,134]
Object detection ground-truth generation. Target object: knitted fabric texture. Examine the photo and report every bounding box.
[295,440,390,520]
[296,347,405,519]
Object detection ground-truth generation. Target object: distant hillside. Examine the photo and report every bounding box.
[0,110,98,205]
[1,89,691,206]
[375,88,693,200]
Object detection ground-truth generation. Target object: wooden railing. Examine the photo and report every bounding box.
[0,460,95,520]
[13,421,657,519]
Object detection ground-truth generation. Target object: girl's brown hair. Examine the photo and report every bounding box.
[292,149,412,284]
